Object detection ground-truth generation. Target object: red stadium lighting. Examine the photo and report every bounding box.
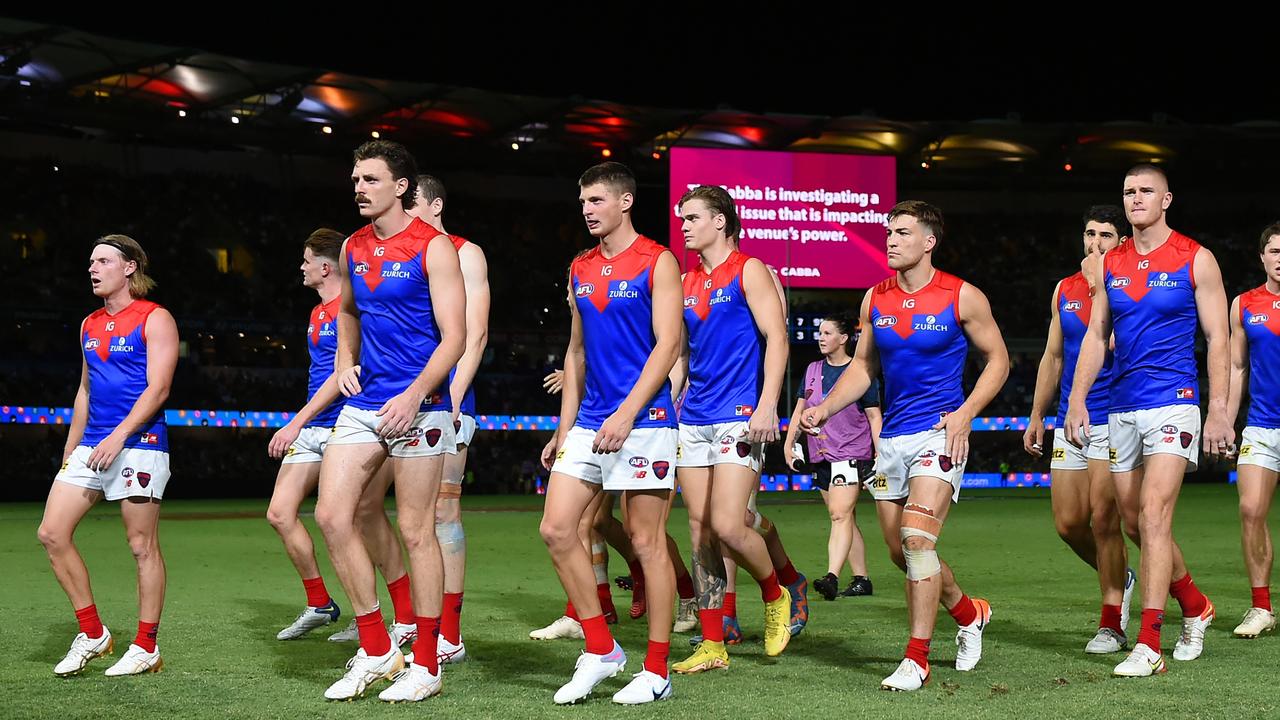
[601,148,612,158]
[652,151,661,160]
[1064,163,1073,171]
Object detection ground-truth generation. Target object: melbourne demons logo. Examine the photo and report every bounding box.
[1110,277,1131,289]
[652,461,670,479]
[1064,300,1082,312]
[576,283,594,297]
[874,316,897,328]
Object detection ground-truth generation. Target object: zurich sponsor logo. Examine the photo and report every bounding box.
[609,280,640,299]
[382,261,410,279]
[1148,272,1177,288]
[576,282,595,297]
[874,316,897,328]
[629,457,650,468]
[914,315,949,332]
[354,261,370,275]
[710,287,732,305]
[1110,276,1130,289]
[1064,300,1082,312]
[1249,314,1268,324]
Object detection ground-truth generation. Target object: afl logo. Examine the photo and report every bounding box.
[874,316,898,328]
[1161,425,1178,435]
[576,283,595,297]
[629,457,649,468]
[307,324,315,334]
[354,262,370,275]
[1249,314,1268,324]
[1110,277,1130,288]
[84,338,100,350]
[1064,300,1082,312]
[684,296,698,308]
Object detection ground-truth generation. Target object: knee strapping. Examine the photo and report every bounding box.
[900,503,942,581]
[439,482,462,499]
[750,509,773,536]
[435,520,465,547]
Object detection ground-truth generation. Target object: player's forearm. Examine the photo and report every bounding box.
[1028,353,1062,421]
[112,382,171,440]
[956,353,1010,420]
[449,327,488,410]
[408,334,466,401]
[556,350,586,434]
[1068,335,1106,406]
[821,360,872,416]
[292,374,342,428]
[668,354,688,405]
[335,314,360,372]
[1205,335,1230,419]
[783,400,804,448]
[1227,365,1247,427]
[617,336,681,419]
[65,388,90,452]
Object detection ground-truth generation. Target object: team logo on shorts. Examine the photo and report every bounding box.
[576,283,595,297]
[648,408,667,421]
[939,455,954,472]
[1052,447,1066,460]
[629,457,649,468]
[354,262,370,276]
[137,472,151,488]
[874,316,897,328]
[425,428,443,447]
[1179,432,1193,449]
[121,467,134,477]
[736,442,752,458]
[652,461,670,480]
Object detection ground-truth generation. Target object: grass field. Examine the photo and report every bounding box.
[3,485,1275,720]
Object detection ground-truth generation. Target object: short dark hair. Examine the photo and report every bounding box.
[579,161,637,199]
[417,174,446,207]
[679,185,741,240]
[887,200,944,241]
[353,140,418,210]
[1125,163,1169,189]
[1083,205,1129,237]
[304,228,345,263]
[1260,222,1280,254]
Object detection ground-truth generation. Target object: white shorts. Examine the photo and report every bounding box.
[329,406,457,458]
[281,426,333,465]
[869,428,965,503]
[454,414,477,448]
[57,445,170,501]
[676,421,763,472]
[551,425,677,491]
[1050,425,1111,471]
[1108,404,1201,473]
[1239,426,1280,473]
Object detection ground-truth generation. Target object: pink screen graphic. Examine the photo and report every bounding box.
[669,147,894,289]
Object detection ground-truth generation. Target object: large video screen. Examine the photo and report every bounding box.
[668,147,894,289]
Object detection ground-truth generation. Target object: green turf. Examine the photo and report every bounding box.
[3,486,1276,719]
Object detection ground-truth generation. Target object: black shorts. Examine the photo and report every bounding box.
[812,459,875,491]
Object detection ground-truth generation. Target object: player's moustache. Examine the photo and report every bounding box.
[354,193,370,203]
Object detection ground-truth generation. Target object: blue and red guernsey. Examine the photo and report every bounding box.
[1241,285,1280,428]
[447,234,476,416]
[1104,231,1200,412]
[345,217,449,412]
[869,271,968,438]
[570,235,676,430]
[1056,272,1113,428]
[305,295,344,428]
[681,251,764,425]
[81,299,168,451]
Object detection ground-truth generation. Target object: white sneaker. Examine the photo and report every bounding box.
[378,663,442,703]
[881,658,930,691]
[104,643,162,676]
[1120,567,1137,633]
[391,621,418,648]
[530,615,584,641]
[54,628,113,676]
[438,635,467,664]
[611,670,672,704]
[328,620,358,642]
[1233,607,1277,638]
[553,641,627,705]
[1084,627,1128,654]
[1172,600,1215,661]
[324,647,404,700]
[672,598,698,633]
[954,598,992,671]
[277,602,341,640]
[1113,642,1166,677]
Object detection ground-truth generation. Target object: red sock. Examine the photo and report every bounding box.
[1169,574,1208,617]
[565,601,579,621]
[580,614,614,655]
[700,608,725,642]
[723,592,738,620]
[441,593,463,644]
[411,616,440,674]
[905,636,931,668]
[74,604,104,639]
[644,640,670,678]
[627,560,646,587]
[675,570,695,600]
[776,559,800,587]
[356,608,392,657]
[597,583,616,612]
[1100,604,1123,633]
[948,594,978,627]
[302,576,331,608]
[758,570,782,603]
[1253,586,1272,612]
[386,574,415,625]
[1137,608,1164,651]
[134,621,159,654]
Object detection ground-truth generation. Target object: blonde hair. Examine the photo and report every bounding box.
[97,234,156,298]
